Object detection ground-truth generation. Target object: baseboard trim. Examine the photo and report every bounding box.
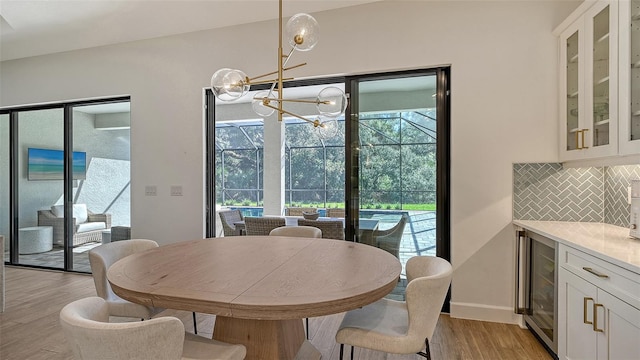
[450,302,522,325]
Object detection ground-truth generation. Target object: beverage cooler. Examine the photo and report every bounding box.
[515,229,558,358]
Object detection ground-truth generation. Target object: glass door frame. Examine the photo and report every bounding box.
[344,67,451,309]
[2,96,130,272]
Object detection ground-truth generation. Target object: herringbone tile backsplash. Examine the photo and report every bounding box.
[513,163,640,226]
[605,165,640,227]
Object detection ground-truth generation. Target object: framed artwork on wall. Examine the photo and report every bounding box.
[27,148,86,180]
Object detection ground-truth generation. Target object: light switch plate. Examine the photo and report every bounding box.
[145,185,157,196]
[170,185,183,196]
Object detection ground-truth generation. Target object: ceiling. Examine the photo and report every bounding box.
[0,0,382,62]
[0,0,431,115]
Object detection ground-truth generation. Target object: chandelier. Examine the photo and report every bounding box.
[210,0,347,138]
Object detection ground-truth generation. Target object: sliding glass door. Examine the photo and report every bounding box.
[1,114,9,263]
[70,102,131,271]
[205,68,451,293]
[345,68,450,298]
[17,108,65,269]
[1,97,131,273]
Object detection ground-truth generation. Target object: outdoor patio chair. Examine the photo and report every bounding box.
[374,214,409,259]
[219,209,243,236]
[297,219,345,240]
[244,216,285,235]
[326,208,346,218]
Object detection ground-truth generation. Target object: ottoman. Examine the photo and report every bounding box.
[19,226,53,254]
[111,226,131,242]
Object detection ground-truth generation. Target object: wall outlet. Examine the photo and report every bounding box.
[145,185,157,196]
[170,185,183,196]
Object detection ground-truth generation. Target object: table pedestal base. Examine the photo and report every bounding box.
[213,316,320,360]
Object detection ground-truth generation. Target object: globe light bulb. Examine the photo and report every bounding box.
[211,68,250,101]
[252,91,277,117]
[315,116,340,140]
[286,13,319,52]
[316,87,347,117]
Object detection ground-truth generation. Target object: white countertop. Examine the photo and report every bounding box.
[513,220,640,274]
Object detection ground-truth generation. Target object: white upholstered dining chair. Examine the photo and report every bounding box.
[88,239,198,333]
[268,225,322,238]
[60,296,246,360]
[335,256,452,360]
[269,224,322,339]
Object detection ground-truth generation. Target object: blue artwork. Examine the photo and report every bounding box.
[28,148,86,180]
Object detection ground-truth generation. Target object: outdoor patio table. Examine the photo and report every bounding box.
[107,236,401,360]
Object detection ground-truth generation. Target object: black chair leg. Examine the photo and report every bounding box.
[350,345,354,360]
[193,312,197,334]
[417,338,431,360]
[339,344,344,360]
[306,318,309,339]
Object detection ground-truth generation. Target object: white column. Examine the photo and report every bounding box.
[262,119,285,216]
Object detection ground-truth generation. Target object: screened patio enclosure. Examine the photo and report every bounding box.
[214,109,438,262]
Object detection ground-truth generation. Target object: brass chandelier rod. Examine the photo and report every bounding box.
[277,0,284,121]
[209,0,347,139]
[248,62,307,83]
[263,103,323,127]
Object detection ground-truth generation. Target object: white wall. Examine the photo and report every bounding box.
[0,0,580,323]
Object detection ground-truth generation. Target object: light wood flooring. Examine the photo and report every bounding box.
[0,266,552,360]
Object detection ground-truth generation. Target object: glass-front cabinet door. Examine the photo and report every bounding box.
[559,0,618,161]
[562,25,582,152]
[589,4,614,149]
[619,0,640,154]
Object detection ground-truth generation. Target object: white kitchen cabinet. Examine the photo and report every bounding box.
[557,244,640,360]
[559,270,598,360]
[558,0,619,161]
[598,290,640,359]
[619,0,640,154]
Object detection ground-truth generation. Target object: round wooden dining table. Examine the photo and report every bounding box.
[107,236,401,360]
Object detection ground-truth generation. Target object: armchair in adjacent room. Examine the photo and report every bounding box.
[38,204,111,246]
